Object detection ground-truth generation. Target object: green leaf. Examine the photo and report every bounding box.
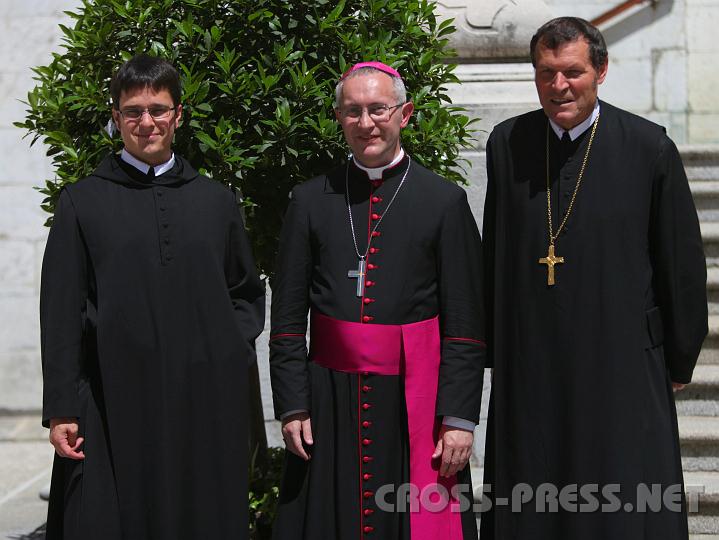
[194,131,218,149]
[14,0,475,291]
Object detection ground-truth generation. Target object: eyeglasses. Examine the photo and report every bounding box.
[338,103,405,122]
[117,106,177,121]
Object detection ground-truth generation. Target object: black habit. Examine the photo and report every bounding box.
[270,156,485,539]
[481,101,708,539]
[41,153,265,540]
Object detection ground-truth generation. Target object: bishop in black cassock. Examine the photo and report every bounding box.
[40,55,264,540]
[481,18,707,540]
[270,62,485,539]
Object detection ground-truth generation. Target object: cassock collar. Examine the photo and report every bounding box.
[352,148,406,181]
[121,148,176,176]
[549,100,600,141]
[93,152,200,188]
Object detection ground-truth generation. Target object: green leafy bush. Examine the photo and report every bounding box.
[16,0,475,280]
[249,446,285,539]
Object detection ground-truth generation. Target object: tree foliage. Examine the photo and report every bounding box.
[16,0,474,280]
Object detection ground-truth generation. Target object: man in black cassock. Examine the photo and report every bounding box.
[481,17,708,540]
[269,62,485,539]
[40,54,264,540]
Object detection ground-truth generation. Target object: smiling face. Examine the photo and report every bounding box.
[534,38,607,130]
[334,72,414,168]
[111,86,182,166]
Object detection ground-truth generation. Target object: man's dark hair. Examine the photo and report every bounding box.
[110,54,181,108]
[530,17,608,70]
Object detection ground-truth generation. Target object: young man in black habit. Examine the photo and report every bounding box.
[40,54,265,540]
[481,17,708,540]
[269,61,485,540]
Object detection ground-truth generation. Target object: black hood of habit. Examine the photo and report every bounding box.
[93,152,201,188]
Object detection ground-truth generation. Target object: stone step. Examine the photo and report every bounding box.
[702,223,719,259]
[700,313,719,363]
[687,472,719,534]
[677,366,719,406]
[0,415,45,442]
[692,181,719,222]
[680,417,719,458]
[698,316,719,365]
[688,168,719,182]
[684,457,719,473]
[692,516,719,535]
[680,401,719,417]
[700,347,719,366]
[708,268,719,314]
[670,146,718,222]
[686,472,719,534]
[680,145,719,166]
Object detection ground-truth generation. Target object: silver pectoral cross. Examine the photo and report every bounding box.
[348,257,367,297]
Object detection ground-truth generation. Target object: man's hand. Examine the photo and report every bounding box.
[432,425,473,478]
[281,412,313,461]
[49,418,85,460]
[672,382,686,392]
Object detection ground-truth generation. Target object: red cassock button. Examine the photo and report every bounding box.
[362,315,374,323]
[371,196,381,203]
[371,231,381,237]
[362,420,372,428]
[363,473,373,480]
[364,508,375,516]
[369,247,380,254]
[363,490,374,499]
[362,402,372,410]
[365,280,375,287]
[362,385,371,393]
[363,455,374,463]
[363,298,375,304]
[362,438,372,446]
[367,263,378,269]
[364,526,375,533]
[371,213,380,220]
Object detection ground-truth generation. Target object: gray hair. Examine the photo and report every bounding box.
[334,67,407,107]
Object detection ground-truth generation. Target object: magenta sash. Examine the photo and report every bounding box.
[310,311,464,540]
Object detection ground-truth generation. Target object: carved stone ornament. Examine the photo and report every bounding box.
[435,0,552,62]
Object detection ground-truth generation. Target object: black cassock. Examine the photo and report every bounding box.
[481,101,708,540]
[41,154,265,540]
[270,155,485,539]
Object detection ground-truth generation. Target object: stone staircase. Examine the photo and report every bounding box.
[678,145,719,538]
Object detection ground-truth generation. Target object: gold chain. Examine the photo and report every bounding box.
[545,113,600,245]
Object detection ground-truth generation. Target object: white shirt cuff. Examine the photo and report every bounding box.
[442,416,476,431]
[280,409,308,420]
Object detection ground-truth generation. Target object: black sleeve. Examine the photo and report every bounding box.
[40,189,88,427]
[269,189,312,419]
[649,134,708,383]
[225,195,266,365]
[435,189,486,422]
[482,135,498,370]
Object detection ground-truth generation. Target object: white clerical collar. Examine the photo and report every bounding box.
[120,148,175,177]
[352,148,405,180]
[549,100,600,142]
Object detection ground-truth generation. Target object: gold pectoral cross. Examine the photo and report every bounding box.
[538,243,564,286]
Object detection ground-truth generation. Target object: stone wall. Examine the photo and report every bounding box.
[0,1,79,412]
[546,0,719,144]
[444,0,719,148]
